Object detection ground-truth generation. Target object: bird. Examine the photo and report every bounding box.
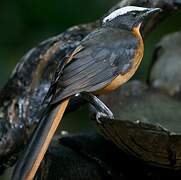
[12,6,161,180]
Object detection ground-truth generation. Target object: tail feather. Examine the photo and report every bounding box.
[12,98,70,180]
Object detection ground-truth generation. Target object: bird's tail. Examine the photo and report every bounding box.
[12,98,70,180]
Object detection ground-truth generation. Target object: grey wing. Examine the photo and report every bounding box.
[51,29,138,105]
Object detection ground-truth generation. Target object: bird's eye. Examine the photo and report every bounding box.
[132,12,137,17]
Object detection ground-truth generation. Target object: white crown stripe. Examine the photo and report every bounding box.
[103,6,148,23]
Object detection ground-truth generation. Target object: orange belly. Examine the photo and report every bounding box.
[99,62,142,94]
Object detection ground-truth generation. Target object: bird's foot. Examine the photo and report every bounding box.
[96,111,114,124]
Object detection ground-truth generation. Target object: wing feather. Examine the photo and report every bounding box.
[51,28,138,105]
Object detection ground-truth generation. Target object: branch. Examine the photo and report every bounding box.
[37,133,181,179]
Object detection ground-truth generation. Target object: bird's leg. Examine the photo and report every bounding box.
[81,92,114,122]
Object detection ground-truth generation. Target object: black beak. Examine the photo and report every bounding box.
[142,8,162,19]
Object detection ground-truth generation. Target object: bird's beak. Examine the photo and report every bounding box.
[142,8,162,19]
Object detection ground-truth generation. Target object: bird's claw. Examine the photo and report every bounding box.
[96,111,114,123]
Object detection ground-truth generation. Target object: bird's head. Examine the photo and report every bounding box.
[102,6,161,31]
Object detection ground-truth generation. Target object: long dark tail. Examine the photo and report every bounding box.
[12,98,70,180]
